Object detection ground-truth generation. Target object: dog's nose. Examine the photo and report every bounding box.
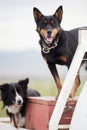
[47,31,52,35]
[17,99,22,105]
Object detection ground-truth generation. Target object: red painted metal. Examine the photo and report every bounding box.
[25,97,77,130]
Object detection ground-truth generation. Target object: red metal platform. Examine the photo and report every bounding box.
[25,97,77,130]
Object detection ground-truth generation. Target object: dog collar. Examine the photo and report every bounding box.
[41,39,59,53]
[12,114,18,128]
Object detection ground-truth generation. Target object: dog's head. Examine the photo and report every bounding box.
[33,6,63,46]
[0,78,29,113]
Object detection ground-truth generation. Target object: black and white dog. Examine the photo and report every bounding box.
[0,78,40,128]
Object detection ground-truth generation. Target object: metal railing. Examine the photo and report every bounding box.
[49,29,87,130]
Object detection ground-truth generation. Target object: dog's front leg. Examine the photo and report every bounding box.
[70,72,80,98]
[47,63,62,97]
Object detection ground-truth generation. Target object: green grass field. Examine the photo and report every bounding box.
[0,78,85,117]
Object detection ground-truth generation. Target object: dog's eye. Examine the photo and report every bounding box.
[51,20,55,25]
[43,20,47,25]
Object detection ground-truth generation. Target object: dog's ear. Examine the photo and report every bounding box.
[18,78,29,88]
[0,84,9,91]
[54,6,63,23]
[0,84,9,100]
[33,7,43,24]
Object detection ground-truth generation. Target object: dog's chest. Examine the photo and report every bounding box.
[12,113,25,127]
[6,105,21,114]
[43,50,67,65]
[43,50,58,62]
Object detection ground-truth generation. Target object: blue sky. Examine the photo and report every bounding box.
[0,0,87,51]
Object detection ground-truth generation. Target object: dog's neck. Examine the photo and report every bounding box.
[40,38,59,53]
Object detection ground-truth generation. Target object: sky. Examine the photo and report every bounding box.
[0,0,87,52]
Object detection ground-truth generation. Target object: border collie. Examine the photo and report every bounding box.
[0,78,40,128]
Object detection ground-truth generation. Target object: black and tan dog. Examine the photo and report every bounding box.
[33,5,87,97]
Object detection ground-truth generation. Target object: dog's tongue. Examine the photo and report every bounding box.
[46,36,52,43]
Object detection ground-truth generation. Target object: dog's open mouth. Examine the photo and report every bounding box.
[16,103,22,106]
[44,35,53,44]
[47,36,53,43]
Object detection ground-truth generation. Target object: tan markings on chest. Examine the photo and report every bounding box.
[58,56,67,62]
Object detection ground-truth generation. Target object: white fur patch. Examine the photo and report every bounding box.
[5,105,21,114]
[15,88,23,105]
